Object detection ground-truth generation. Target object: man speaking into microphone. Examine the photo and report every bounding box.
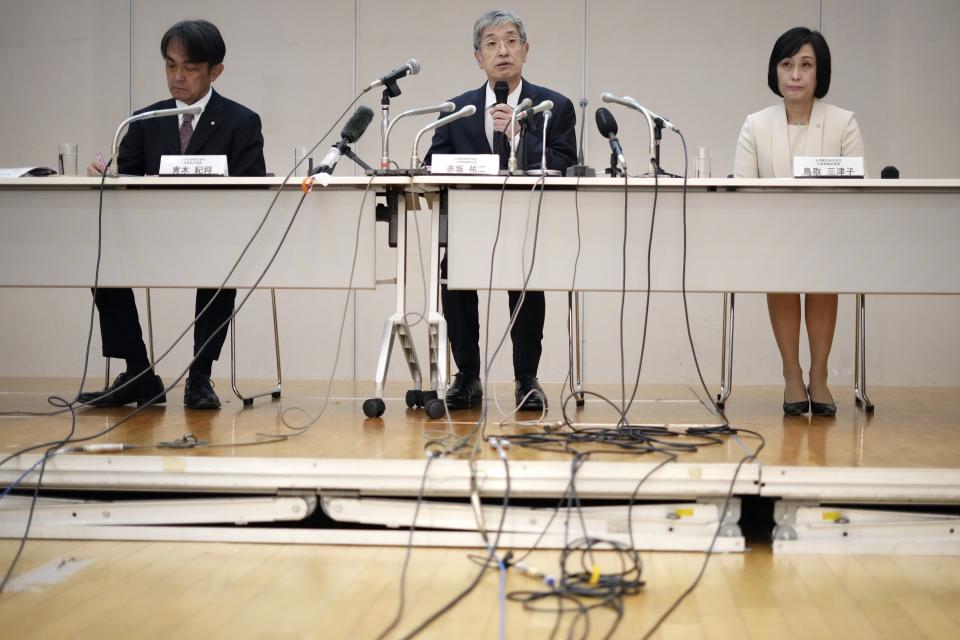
[426,9,576,412]
[82,19,266,410]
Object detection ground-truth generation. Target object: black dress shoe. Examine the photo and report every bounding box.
[79,371,166,408]
[184,374,221,410]
[515,376,547,412]
[808,386,837,417]
[445,372,482,410]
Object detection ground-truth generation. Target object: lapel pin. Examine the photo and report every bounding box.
[210,120,215,125]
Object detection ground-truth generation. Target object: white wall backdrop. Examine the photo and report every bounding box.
[1,0,958,387]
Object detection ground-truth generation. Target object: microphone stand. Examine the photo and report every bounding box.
[379,81,402,172]
[651,120,681,178]
[605,151,625,177]
[343,146,374,173]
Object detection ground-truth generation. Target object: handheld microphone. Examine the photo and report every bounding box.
[368,59,421,90]
[109,105,202,176]
[493,81,509,158]
[312,106,375,175]
[411,105,477,169]
[595,107,626,169]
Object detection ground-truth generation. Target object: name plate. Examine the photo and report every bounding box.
[430,154,500,175]
[159,155,229,176]
[793,156,864,178]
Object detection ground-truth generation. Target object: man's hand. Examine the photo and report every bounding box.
[490,103,527,134]
[85,158,107,176]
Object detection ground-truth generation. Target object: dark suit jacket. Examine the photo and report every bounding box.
[118,89,266,177]
[426,79,577,172]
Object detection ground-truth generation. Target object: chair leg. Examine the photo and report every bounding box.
[853,293,874,412]
[230,288,283,407]
[568,291,585,407]
[145,287,156,366]
[717,292,735,408]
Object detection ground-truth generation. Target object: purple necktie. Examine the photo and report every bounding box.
[179,113,194,154]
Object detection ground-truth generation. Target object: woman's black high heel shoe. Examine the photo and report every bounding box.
[808,386,837,417]
[783,391,810,416]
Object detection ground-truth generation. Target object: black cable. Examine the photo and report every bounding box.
[397,441,513,639]
[0,91,366,421]
[640,428,765,639]
[621,164,659,425]
[0,93,371,591]
[676,130,727,419]
[375,452,437,640]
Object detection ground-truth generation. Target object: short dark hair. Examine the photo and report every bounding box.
[161,20,225,68]
[768,27,831,99]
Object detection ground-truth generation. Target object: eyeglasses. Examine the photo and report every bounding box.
[481,37,522,52]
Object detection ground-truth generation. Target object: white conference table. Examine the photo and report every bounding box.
[425,176,960,294]
[0,175,407,404]
[402,175,960,413]
[0,176,408,289]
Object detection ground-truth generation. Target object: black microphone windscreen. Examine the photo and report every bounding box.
[881,165,900,179]
[595,107,618,138]
[341,106,375,143]
[494,81,509,104]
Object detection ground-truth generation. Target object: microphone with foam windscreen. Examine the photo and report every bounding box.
[596,107,626,172]
[881,165,900,179]
[311,106,375,175]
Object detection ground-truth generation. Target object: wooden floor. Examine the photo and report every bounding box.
[1,378,959,468]
[1,379,960,638]
[2,538,960,639]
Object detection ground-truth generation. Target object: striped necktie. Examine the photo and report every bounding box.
[179,113,194,154]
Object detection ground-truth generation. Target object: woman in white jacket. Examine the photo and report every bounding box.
[734,27,864,417]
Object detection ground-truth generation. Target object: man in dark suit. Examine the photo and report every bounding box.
[426,9,577,412]
[82,19,265,410]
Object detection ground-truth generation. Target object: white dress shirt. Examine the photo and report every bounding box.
[175,85,214,131]
[484,80,523,152]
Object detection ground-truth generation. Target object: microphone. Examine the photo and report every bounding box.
[368,58,421,90]
[493,80,509,159]
[311,106,375,175]
[517,99,554,120]
[600,93,678,131]
[565,98,597,177]
[109,105,202,176]
[411,105,477,169]
[577,98,588,165]
[623,97,678,132]
[380,102,456,169]
[601,92,658,172]
[881,165,900,179]
[506,98,534,173]
[595,107,626,170]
